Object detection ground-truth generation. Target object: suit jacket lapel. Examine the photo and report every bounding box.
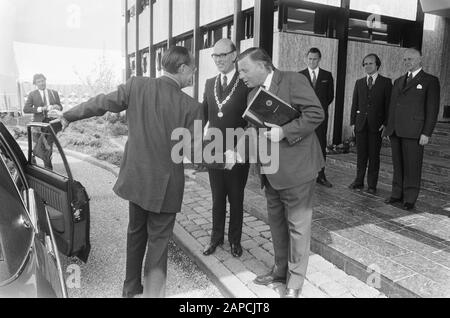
[402,70,424,93]
[302,69,313,87]
[361,77,368,97]
[269,69,282,96]
[35,90,45,106]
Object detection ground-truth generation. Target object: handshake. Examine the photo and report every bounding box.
[223,150,243,170]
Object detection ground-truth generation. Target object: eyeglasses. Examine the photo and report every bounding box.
[363,62,375,66]
[211,50,236,59]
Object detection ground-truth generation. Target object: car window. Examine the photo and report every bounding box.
[29,126,68,178]
[0,143,26,200]
[0,156,33,284]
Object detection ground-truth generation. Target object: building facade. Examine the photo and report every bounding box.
[123,0,450,144]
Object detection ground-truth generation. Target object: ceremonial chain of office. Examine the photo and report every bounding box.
[214,75,240,118]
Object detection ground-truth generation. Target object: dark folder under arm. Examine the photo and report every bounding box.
[242,87,300,128]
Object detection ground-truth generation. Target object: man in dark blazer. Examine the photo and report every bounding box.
[23,74,63,169]
[202,39,250,258]
[51,47,203,298]
[384,48,440,210]
[232,48,324,298]
[349,54,392,194]
[300,48,334,188]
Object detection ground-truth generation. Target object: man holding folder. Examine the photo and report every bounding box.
[228,48,324,298]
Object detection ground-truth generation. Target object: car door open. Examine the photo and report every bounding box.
[0,122,90,263]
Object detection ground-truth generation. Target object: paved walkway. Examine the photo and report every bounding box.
[175,173,385,298]
[92,138,386,298]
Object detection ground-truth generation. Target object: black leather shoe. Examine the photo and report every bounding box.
[403,203,415,210]
[348,182,364,190]
[367,188,377,195]
[230,243,243,257]
[384,197,402,204]
[284,288,300,298]
[203,240,224,256]
[317,177,333,188]
[254,273,286,286]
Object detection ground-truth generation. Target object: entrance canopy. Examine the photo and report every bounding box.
[420,0,450,17]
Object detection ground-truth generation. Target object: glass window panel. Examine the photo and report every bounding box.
[30,126,68,178]
[350,0,417,21]
[302,0,341,7]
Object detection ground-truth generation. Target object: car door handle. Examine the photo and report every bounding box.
[19,215,31,229]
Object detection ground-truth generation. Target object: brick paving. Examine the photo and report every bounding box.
[176,177,385,298]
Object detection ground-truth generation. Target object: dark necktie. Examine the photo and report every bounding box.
[368,76,373,90]
[406,72,413,84]
[222,75,228,91]
[312,71,317,88]
[42,91,47,105]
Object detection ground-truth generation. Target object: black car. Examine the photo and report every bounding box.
[0,122,90,298]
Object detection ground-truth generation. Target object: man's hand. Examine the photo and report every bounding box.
[263,122,285,143]
[48,110,69,132]
[224,150,237,170]
[419,134,430,146]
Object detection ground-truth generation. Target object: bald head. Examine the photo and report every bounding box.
[403,48,422,73]
[212,38,237,74]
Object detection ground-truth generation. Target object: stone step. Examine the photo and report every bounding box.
[190,163,450,298]
[376,140,450,159]
[377,148,450,177]
[435,122,450,133]
[327,153,450,194]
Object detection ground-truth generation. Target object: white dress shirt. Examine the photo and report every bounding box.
[262,70,274,90]
[409,68,422,79]
[367,72,379,85]
[221,69,236,87]
[308,67,319,83]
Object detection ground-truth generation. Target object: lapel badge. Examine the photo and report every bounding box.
[417,84,423,90]
[266,100,273,107]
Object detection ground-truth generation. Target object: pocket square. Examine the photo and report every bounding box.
[417,84,423,89]
[321,80,328,83]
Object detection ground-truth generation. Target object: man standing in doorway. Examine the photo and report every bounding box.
[300,48,334,188]
[202,39,250,258]
[384,48,440,210]
[349,54,392,194]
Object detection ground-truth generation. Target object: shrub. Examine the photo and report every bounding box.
[95,151,123,167]
[109,122,128,137]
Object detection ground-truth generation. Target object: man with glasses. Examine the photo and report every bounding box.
[201,38,250,258]
[349,53,392,194]
[50,46,203,298]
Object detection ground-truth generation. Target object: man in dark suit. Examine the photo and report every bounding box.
[23,74,63,169]
[349,54,392,194]
[384,48,440,210]
[300,48,334,188]
[51,47,203,298]
[231,48,324,298]
[202,39,250,258]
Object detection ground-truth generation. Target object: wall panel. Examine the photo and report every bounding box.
[173,0,195,37]
[139,6,150,50]
[273,32,339,146]
[200,0,234,26]
[153,0,169,44]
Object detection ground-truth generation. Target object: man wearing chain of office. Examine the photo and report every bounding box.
[201,38,251,258]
